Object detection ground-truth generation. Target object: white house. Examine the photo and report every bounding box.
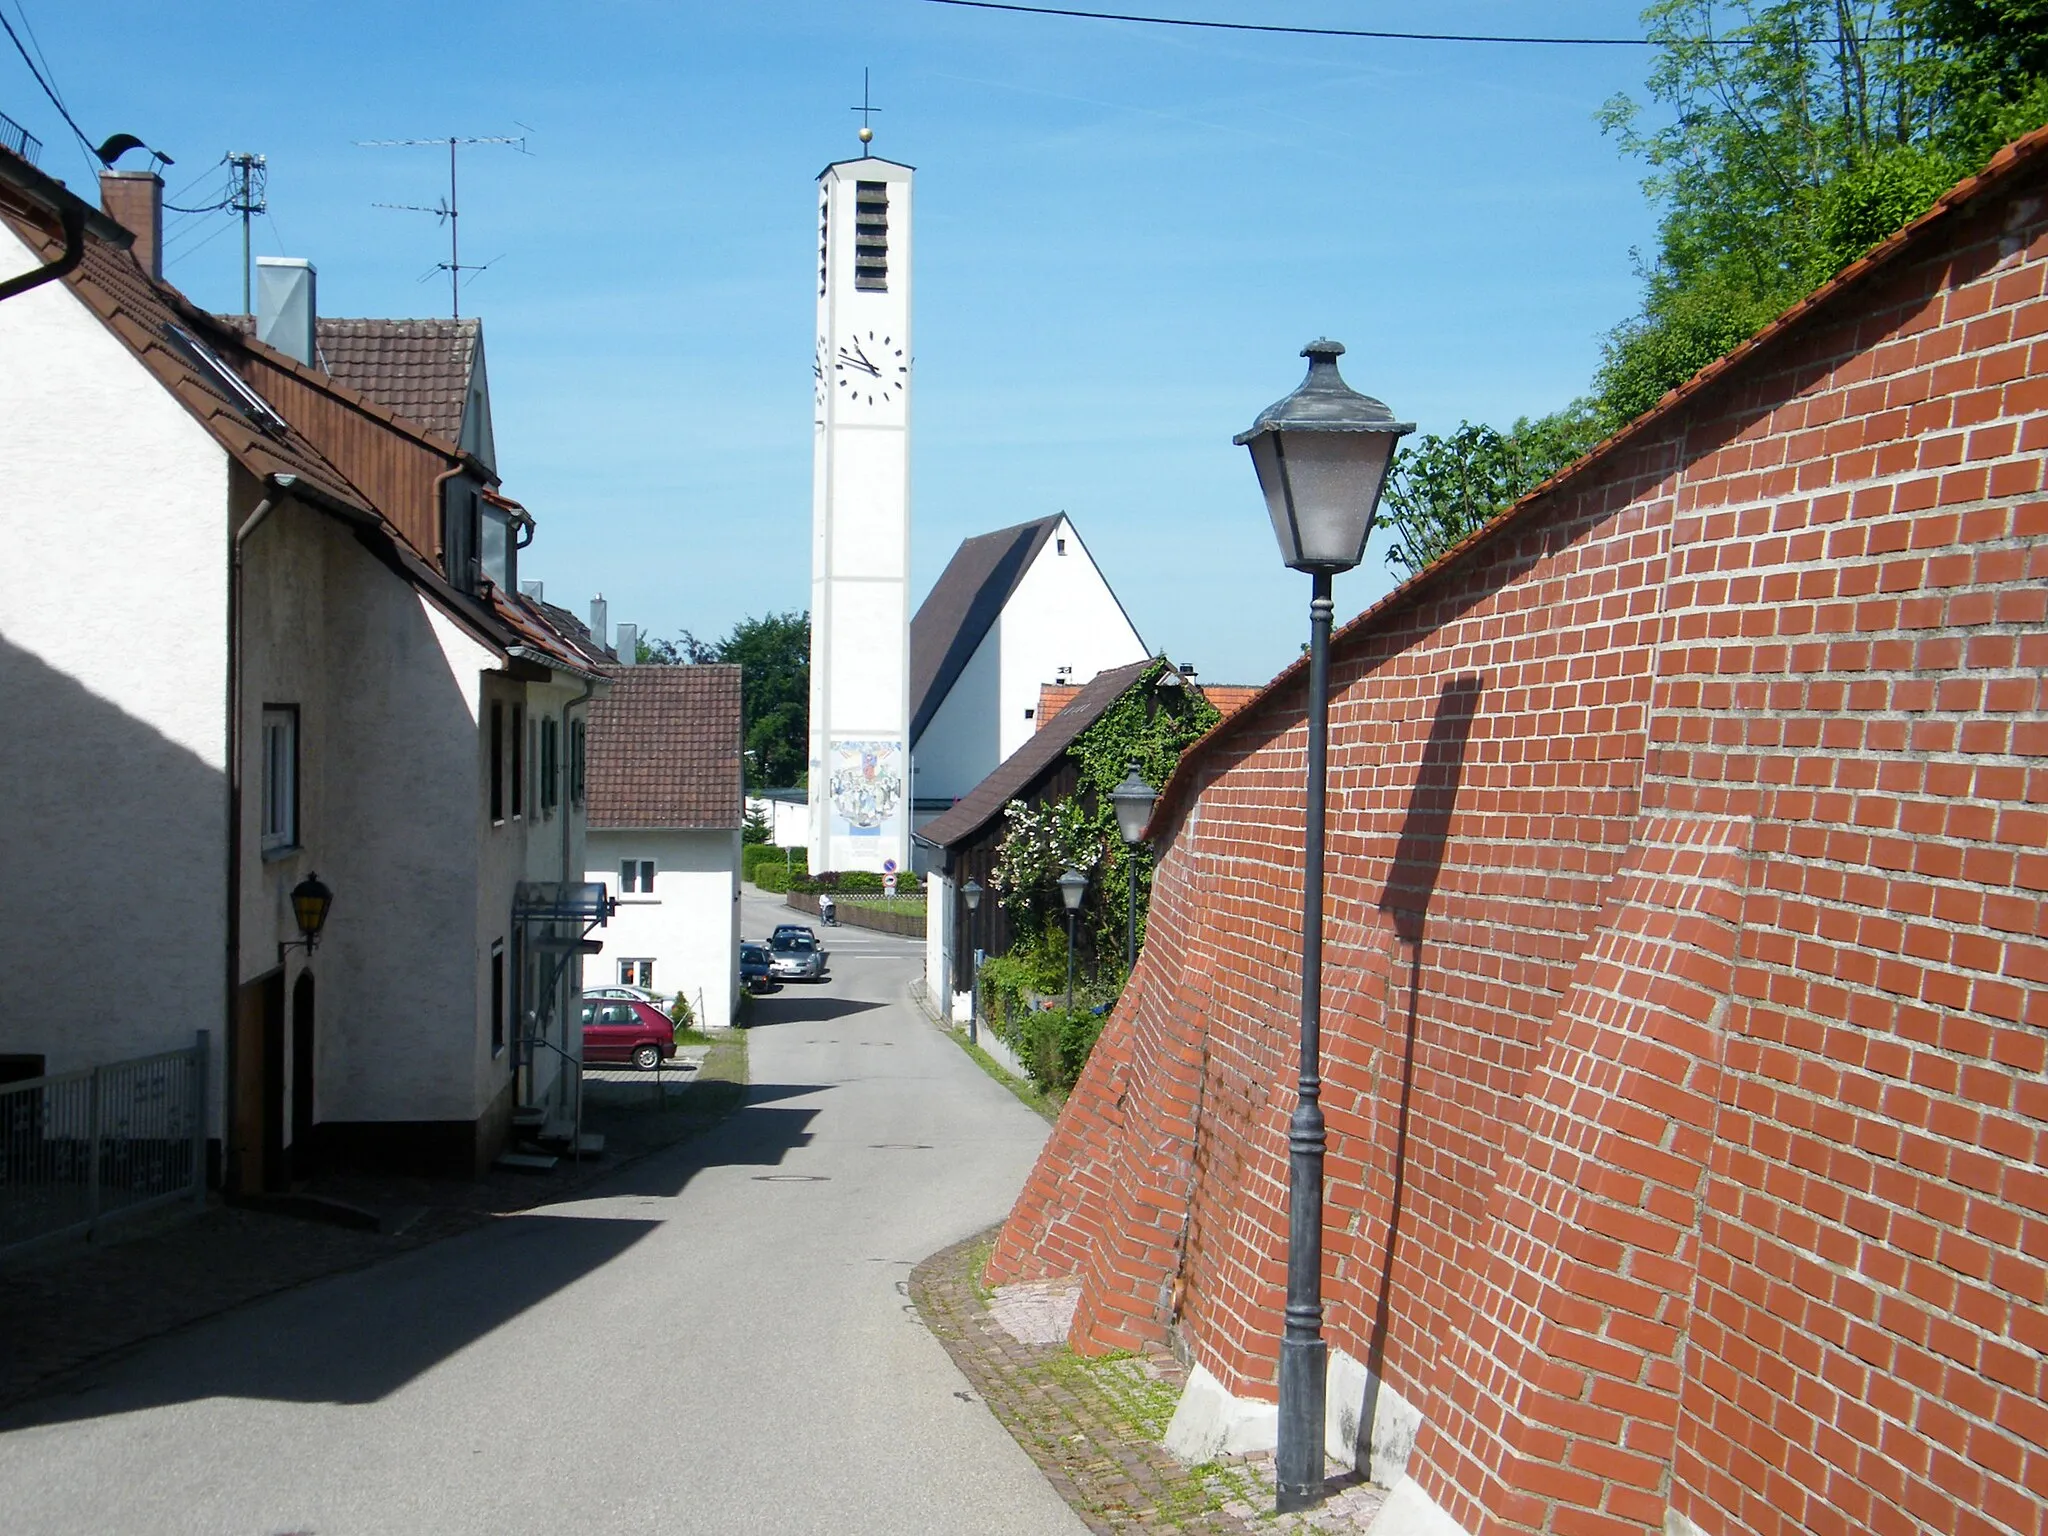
[0,151,609,1188]
[908,514,1146,837]
[585,666,744,1027]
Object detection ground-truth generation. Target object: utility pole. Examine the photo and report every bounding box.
[226,152,266,316]
[359,133,527,318]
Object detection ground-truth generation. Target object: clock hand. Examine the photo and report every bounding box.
[837,348,882,377]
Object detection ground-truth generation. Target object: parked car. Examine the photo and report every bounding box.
[771,924,816,943]
[583,984,664,1006]
[768,930,827,982]
[579,996,676,1070]
[740,942,776,993]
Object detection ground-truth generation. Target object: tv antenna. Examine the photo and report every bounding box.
[357,131,530,317]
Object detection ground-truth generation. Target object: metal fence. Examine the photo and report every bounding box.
[0,1032,209,1258]
[0,108,42,165]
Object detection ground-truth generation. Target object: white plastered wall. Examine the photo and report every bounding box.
[0,222,231,1108]
[588,828,741,1025]
[911,516,1147,806]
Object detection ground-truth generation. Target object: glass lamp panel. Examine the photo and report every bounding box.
[1246,433,1301,568]
[1269,431,1394,571]
[1111,768,1156,843]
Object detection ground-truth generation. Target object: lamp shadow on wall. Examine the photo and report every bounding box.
[1356,672,1482,1469]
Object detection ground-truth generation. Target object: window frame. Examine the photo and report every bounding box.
[510,702,525,821]
[259,704,300,856]
[618,958,654,989]
[618,859,657,897]
[489,699,505,824]
[490,939,506,1057]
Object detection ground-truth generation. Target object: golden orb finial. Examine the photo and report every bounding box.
[858,125,873,145]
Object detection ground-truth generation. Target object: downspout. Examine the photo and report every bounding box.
[224,477,291,1192]
[430,462,465,567]
[0,202,84,304]
[559,673,599,1148]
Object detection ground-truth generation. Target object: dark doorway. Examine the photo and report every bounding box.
[232,970,287,1194]
[290,972,316,1180]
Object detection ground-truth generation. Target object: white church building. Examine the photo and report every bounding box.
[908,514,1146,827]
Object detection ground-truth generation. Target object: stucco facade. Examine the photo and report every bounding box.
[587,828,741,1025]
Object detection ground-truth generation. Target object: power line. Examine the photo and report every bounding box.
[0,5,94,157]
[915,0,1661,44]
[914,0,1909,47]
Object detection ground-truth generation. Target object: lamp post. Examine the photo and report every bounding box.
[961,878,984,1045]
[1057,866,1088,1013]
[1236,338,1412,1513]
[1110,762,1158,973]
[278,871,335,962]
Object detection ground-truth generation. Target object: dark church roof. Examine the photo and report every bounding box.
[908,515,1062,746]
[913,657,1156,852]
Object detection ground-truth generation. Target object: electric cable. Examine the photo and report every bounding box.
[914,0,1907,47]
[0,6,93,156]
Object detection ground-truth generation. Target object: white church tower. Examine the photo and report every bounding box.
[807,133,914,876]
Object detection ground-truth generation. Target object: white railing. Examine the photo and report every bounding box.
[0,1032,208,1258]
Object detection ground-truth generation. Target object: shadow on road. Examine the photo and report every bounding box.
[0,1082,835,1431]
[747,994,886,1026]
[0,1210,658,1430]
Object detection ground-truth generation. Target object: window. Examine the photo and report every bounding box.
[854,180,889,291]
[1056,537,1067,555]
[619,959,654,989]
[1023,707,1035,720]
[489,700,505,823]
[541,717,559,816]
[529,714,540,820]
[619,860,656,896]
[490,940,505,1056]
[510,703,524,820]
[260,706,299,853]
[571,720,587,808]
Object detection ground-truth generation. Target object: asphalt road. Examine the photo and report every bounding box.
[0,888,1084,1536]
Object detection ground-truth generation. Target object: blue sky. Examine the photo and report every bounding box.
[8,2,1664,686]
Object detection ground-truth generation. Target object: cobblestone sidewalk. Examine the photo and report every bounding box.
[910,1228,1386,1535]
[1,1034,744,1415]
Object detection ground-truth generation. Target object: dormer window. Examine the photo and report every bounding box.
[854,181,889,292]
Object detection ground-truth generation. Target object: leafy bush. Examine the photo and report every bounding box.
[1009,1006,1107,1097]
[752,859,791,893]
[668,991,695,1030]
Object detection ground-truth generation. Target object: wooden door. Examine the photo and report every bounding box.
[232,972,286,1194]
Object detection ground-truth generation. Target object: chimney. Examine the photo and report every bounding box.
[98,170,162,281]
[255,258,317,367]
[589,595,609,650]
[615,622,639,667]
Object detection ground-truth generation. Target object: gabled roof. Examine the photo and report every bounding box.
[586,666,744,830]
[218,315,480,445]
[0,146,593,682]
[910,514,1062,744]
[914,657,1155,853]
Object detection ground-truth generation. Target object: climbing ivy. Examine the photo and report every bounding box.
[989,657,1221,972]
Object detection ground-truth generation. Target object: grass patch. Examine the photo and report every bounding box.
[954,1032,1064,1124]
[671,1026,718,1047]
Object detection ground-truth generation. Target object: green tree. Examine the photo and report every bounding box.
[1381,405,1606,577]
[1594,0,2048,421]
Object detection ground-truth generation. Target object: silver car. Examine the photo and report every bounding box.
[768,930,827,981]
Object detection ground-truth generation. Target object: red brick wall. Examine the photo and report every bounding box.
[991,133,2048,1536]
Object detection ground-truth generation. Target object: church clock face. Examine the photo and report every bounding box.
[835,329,907,407]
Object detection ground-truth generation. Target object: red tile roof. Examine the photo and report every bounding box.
[1035,682,1082,731]
[586,666,744,830]
[317,318,477,443]
[214,316,478,445]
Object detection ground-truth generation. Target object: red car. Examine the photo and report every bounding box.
[580,996,676,1070]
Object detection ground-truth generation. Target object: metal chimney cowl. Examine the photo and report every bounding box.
[255,258,317,367]
[615,622,639,667]
[589,595,608,650]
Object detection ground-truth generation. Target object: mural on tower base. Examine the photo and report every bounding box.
[828,737,905,847]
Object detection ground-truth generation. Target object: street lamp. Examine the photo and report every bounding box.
[961,878,984,1045]
[1056,866,1088,1013]
[1236,338,1412,1513]
[279,871,335,961]
[1109,762,1158,973]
